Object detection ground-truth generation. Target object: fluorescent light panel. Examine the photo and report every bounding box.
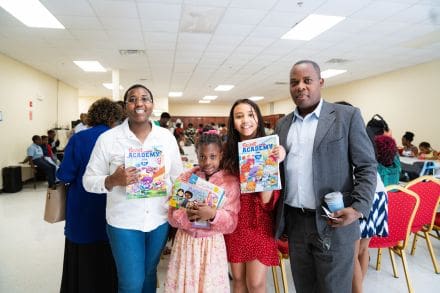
[103,83,123,90]
[0,0,65,29]
[321,69,347,79]
[198,100,210,104]
[73,61,106,72]
[281,14,345,41]
[202,95,218,100]
[214,85,234,91]
[249,96,264,101]
[168,91,183,97]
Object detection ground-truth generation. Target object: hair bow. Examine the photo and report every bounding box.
[203,129,219,135]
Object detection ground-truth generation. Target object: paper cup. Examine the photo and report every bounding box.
[324,192,344,212]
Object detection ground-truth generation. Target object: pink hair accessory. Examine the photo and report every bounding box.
[203,129,219,135]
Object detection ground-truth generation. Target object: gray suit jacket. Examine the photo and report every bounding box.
[274,100,377,245]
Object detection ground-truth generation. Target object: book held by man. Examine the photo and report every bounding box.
[238,134,281,193]
[125,146,166,199]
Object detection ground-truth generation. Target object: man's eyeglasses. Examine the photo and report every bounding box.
[126,96,153,104]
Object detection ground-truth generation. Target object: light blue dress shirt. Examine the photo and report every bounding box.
[284,99,323,209]
[27,143,43,160]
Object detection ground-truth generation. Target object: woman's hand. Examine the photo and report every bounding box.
[105,165,138,190]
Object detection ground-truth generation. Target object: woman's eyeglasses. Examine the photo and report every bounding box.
[126,96,153,104]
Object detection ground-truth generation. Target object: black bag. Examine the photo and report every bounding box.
[2,166,23,193]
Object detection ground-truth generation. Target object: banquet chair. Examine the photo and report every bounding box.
[369,185,419,293]
[406,175,440,274]
[272,238,289,293]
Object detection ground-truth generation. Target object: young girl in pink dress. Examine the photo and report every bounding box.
[165,131,241,293]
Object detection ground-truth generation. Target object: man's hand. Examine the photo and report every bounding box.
[327,207,362,228]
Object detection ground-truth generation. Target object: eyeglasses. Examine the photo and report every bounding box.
[126,96,153,104]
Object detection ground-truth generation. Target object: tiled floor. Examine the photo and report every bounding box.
[1,183,439,292]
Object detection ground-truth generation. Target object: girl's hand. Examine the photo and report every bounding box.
[192,203,217,221]
[271,145,286,163]
[186,207,200,222]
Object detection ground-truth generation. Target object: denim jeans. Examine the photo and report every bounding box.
[107,223,169,293]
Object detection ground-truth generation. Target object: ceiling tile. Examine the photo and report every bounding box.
[222,8,267,25]
[137,2,182,21]
[90,0,138,18]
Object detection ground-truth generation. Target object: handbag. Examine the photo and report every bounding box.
[44,183,67,223]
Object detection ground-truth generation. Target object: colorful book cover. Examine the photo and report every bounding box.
[188,173,225,208]
[238,134,281,193]
[170,179,212,229]
[125,146,166,199]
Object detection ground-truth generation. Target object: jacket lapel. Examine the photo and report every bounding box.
[313,101,335,152]
[278,112,295,150]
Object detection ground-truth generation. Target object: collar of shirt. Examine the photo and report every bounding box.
[293,98,323,123]
[120,118,160,142]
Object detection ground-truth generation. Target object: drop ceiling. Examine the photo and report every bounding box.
[0,0,439,104]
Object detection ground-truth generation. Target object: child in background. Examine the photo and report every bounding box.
[222,98,285,292]
[418,141,438,160]
[41,135,59,166]
[165,132,241,293]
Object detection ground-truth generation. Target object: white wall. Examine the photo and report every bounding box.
[270,59,440,149]
[0,53,78,187]
[321,59,440,149]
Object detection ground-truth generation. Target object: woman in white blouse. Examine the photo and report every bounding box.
[83,84,183,293]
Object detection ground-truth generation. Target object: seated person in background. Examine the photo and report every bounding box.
[47,129,60,154]
[21,135,57,189]
[418,141,438,160]
[401,131,418,157]
[41,135,59,166]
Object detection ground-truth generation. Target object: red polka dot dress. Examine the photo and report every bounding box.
[224,190,280,266]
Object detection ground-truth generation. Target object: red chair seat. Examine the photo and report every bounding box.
[434,212,440,227]
[277,239,289,256]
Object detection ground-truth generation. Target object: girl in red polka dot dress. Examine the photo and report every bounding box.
[223,99,285,292]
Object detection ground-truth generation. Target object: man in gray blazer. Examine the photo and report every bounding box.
[274,60,377,293]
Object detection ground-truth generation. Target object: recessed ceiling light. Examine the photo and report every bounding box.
[102,83,124,90]
[0,0,65,29]
[73,61,106,72]
[202,95,218,100]
[281,14,345,41]
[249,96,264,101]
[198,100,211,103]
[321,69,347,79]
[168,91,183,97]
[214,85,234,91]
